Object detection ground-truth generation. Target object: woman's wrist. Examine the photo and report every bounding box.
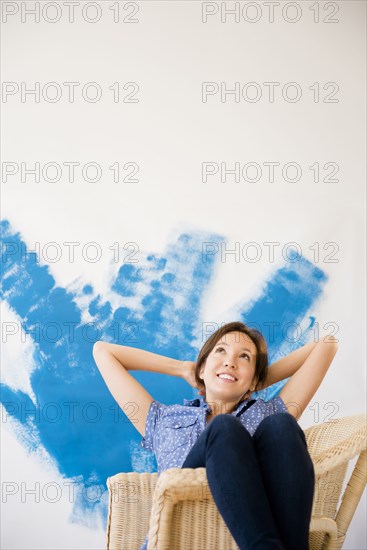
[173,360,185,378]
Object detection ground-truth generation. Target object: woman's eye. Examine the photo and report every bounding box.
[215,348,249,359]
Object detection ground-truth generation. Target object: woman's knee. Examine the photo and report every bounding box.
[207,414,251,438]
[208,413,240,429]
[253,412,305,444]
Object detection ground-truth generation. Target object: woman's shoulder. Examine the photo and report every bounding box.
[148,398,202,419]
[163,399,202,418]
[254,393,288,414]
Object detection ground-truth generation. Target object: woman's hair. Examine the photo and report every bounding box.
[194,321,268,402]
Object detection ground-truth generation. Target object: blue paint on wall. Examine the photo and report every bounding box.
[0,220,328,527]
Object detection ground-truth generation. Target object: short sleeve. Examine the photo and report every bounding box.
[266,394,289,415]
[141,400,167,452]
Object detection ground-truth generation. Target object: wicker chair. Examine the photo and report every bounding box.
[106,413,367,550]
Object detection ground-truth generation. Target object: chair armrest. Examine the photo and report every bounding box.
[309,516,338,540]
[151,467,209,501]
[304,414,367,477]
[147,468,211,550]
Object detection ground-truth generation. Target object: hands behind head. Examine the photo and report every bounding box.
[181,360,206,396]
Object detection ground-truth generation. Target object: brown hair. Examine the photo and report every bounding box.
[194,321,268,402]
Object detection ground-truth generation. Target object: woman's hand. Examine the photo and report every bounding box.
[181,360,206,396]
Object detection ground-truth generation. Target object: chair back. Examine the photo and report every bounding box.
[107,471,158,550]
[304,413,367,549]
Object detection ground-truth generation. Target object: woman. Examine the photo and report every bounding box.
[93,321,338,550]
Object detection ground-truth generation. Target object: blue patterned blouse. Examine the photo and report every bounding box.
[139,394,289,550]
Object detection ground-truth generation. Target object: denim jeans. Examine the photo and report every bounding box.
[181,413,315,550]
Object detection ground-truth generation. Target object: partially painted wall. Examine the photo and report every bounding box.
[1,1,365,548]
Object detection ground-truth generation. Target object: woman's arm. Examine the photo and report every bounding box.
[279,335,338,420]
[93,342,163,437]
[257,341,319,390]
[92,342,189,436]
[94,341,183,376]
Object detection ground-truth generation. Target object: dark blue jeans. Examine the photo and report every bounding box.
[181,413,315,550]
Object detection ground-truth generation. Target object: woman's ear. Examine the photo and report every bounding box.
[245,382,257,397]
[251,377,259,392]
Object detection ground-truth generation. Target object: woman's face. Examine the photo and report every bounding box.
[199,331,258,404]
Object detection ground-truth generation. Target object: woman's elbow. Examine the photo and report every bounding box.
[93,340,108,357]
[325,334,339,348]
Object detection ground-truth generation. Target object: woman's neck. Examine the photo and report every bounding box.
[204,395,249,416]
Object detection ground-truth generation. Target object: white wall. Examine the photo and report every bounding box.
[1,1,365,548]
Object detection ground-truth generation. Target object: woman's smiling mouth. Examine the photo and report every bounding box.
[217,373,237,382]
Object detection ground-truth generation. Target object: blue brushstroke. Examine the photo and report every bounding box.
[245,249,327,400]
[0,220,328,529]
